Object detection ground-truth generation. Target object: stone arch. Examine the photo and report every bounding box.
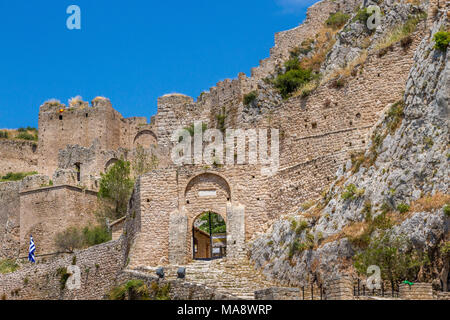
[184,173,231,218]
[105,158,119,171]
[133,130,157,149]
[182,173,232,261]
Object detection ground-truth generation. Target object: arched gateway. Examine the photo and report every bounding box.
[126,169,248,268]
[168,172,245,265]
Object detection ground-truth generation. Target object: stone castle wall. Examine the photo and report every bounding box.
[37,97,157,177]
[0,239,124,300]
[0,237,238,300]
[18,184,98,256]
[0,139,38,176]
[262,26,425,212]
[0,181,21,259]
[250,0,360,81]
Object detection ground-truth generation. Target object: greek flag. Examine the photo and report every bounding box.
[28,235,36,263]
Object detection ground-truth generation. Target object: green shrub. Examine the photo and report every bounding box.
[274,67,313,99]
[354,233,429,289]
[55,224,111,252]
[326,12,350,29]
[109,285,127,300]
[184,122,208,137]
[386,100,405,133]
[352,7,371,24]
[15,132,37,141]
[0,131,8,139]
[441,241,450,255]
[0,171,38,182]
[289,240,307,258]
[284,57,301,72]
[98,159,134,220]
[443,204,450,217]
[55,227,83,253]
[126,279,149,300]
[397,203,411,214]
[0,259,19,274]
[151,282,171,300]
[341,184,365,201]
[295,221,309,235]
[243,91,258,106]
[82,225,111,247]
[57,267,70,290]
[290,219,297,230]
[433,31,450,51]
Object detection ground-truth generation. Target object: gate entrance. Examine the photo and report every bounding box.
[192,211,226,260]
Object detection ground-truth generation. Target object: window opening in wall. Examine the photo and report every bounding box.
[74,163,81,182]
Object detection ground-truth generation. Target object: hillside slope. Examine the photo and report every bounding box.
[250,10,449,290]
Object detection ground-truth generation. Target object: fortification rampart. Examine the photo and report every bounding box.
[0,239,124,300]
[18,184,98,256]
[0,139,38,176]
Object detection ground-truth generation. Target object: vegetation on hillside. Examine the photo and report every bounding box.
[326,11,350,29]
[98,159,134,220]
[54,224,111,253]
[433,30,450,51]
[109,279,170,300]
[273,57,315,99]
[0,259,19,274]
[354,232,429,290]
[132,145,159,177]
[0,171,38,182]
[376,12,427,52]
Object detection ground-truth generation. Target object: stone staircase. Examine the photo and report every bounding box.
[135,256,277,299]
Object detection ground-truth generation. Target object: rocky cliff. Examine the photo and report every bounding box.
[250,5,449,290]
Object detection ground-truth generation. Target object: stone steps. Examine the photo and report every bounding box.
[135,257,277,299]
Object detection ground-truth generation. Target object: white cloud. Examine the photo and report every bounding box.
[275,0,319,14]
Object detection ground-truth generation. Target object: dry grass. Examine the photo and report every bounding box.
[292,79,320,98]
[0,128,38,141]
[375,13,426,51]
[300,26,338,72]
[411,193,450,213]
[300,200,316,211]
[322,50,368,85]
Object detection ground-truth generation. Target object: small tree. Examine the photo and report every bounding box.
[354,232,428,290]
[98,159,134,220]
[54,227,83,253]
[132,145,159,177]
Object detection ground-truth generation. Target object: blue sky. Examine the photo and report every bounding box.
[0,0,317,128]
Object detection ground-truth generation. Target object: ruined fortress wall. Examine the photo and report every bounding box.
[37,99,127,176]
[18,185,98,256]
[251,0,360,81]
[0,239,124,300]
[0,140,38,176]
[261,27,425,214]
[0,182,21,259]
[0,238,236,300]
